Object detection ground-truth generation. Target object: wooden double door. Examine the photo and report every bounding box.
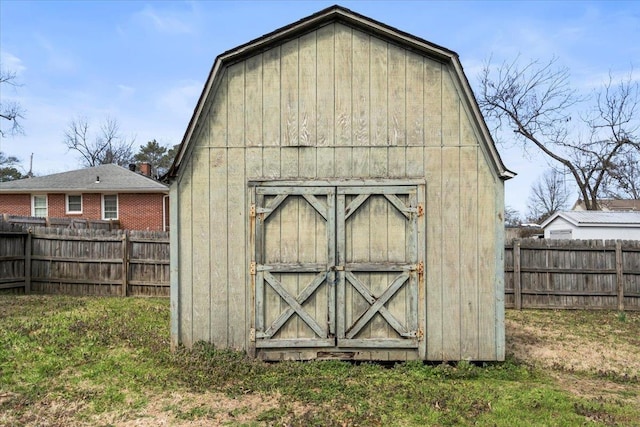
[253,184,422,352]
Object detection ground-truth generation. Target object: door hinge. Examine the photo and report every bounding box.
[417,261,424,275]
[249,328,256,342]
[417,203,424,217]
[250,262,256,275]
[416,327,424,341]
[250,204,256,218]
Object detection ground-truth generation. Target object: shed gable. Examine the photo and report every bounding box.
[183,22,494,181]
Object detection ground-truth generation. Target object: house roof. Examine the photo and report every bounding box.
[0,164,168,194]
[541,211,640,228]
[167,4,515,181]
[572,199,640,211]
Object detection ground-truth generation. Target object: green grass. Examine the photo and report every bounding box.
[1,295,638,426]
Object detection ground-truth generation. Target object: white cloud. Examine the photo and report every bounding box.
[0,51,26,75]
[117,84,136,98]
[156,81,202,119]
[34,33,77,73]
[133,4,197,35]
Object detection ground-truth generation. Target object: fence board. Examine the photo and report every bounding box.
[0,223,169,297]
[506,239,640,311]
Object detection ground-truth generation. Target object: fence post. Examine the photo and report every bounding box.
[121,233,128,297]
[615,240,624,311]
[514,239,522,310]
[24,230,32,294]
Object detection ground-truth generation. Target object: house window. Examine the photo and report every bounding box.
[102,194,118,220]
[32,195,48,217]
[66,195,82,214]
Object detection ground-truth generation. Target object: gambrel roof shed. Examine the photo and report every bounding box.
[168,5,513,362]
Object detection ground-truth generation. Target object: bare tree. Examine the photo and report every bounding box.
[526,169,570,223]
[0,66,26,137]
[479,58,639,210]
[63,116,135,167]
[603,149,640,199]
[504,205,522,227]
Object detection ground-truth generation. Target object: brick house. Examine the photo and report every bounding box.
[0,164,169,231]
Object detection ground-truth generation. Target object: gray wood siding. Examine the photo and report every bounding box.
[173,22,504,360]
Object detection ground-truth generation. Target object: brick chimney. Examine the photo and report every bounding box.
[140,162,152,177]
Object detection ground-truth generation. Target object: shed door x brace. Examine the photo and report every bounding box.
[252,184,422,351]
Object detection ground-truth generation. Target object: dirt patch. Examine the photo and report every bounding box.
[506,313,640,406]
[506,318,640,376]
[94,391,305,427]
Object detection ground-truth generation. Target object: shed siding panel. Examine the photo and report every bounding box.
[209,148,229,347]
[178,160,194,348]
[424,61,442,147]
[245,54,263,147]
[227,148,247,349]
[191,147,211,343]
[460,145,479,360]
[351,30,370,178]
[441,146,461,360]
[263,47,281,147]
[281,39,299,147]
[425,147,443,360]
[406,52,424,147]
[334,25,353,176]
[478,157,498,360]
[316,24,336,177]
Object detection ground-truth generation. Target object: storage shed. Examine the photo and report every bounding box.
[167,5,514,361]
[541,211,640,240]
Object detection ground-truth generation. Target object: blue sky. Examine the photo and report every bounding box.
[1,0,638,215]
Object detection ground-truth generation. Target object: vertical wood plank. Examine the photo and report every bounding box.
[425,147,443,360]
[170,184,180,349]
[478,156,498,360]
[514,240,522,310]
[192,147,211,342]
[388,45,406,147]
[263,46,281,147]
[227,147,246,349]
[209,70,229,346]
[178,160,193,347]
[299,32,317,177]
[228,63,245,148]
[336,193,346,341]
[121,233,128,297]
[406,52,424,146]
[494,172,505,361]
[388,45,407,180]
[210,148,229,346]
[24,232,31,294]
[281,39,298,147]
[317,24,335,148]
[441,146,460,360]
[316,24,336,178]
[227,60,246,348]
[352,30,370,179]
[335,24,352,176]
[424,60,442,147]
[245,54,263,147]
[616,240,624,311]
[459,145,478,360]
[370,36,388,178]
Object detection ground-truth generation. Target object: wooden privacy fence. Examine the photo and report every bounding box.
[2,213,120,230]
[505,239,640,311]
[0,226,169,297]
